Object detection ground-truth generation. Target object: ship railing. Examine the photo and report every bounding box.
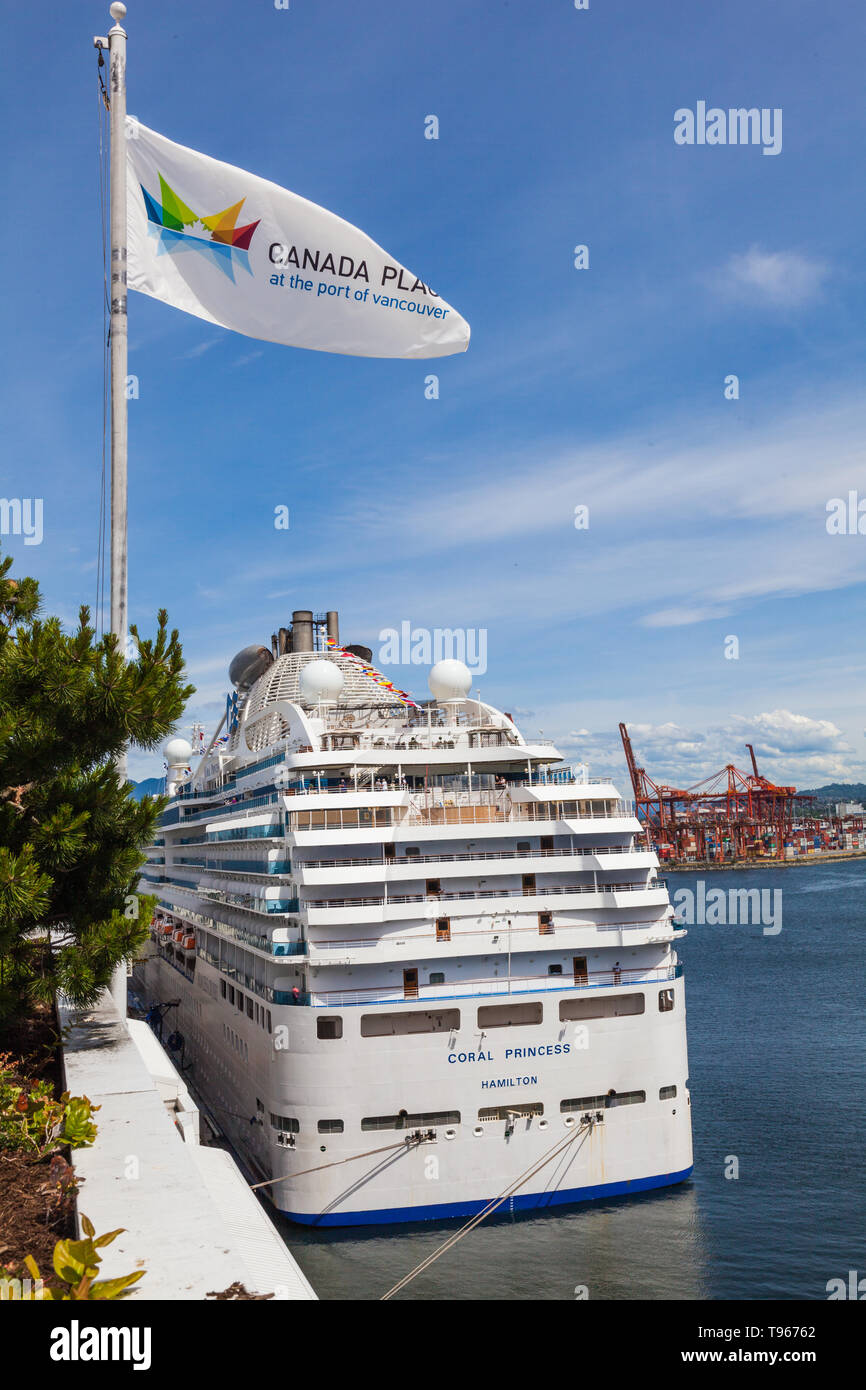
[309,916,673,952]
[305,881,665,909]
[303,962,682,1007]
[300,844,646,869]
[403,802,633,828]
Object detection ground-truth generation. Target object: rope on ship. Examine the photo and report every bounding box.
[380,1118,594,1301]
[248,1133,431,1189]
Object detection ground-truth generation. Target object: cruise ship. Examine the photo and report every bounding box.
[134,609,693,1226]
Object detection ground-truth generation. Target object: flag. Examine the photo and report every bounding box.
[126,120,470,359]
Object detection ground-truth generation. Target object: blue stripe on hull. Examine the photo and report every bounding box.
[281,1165,694,1227]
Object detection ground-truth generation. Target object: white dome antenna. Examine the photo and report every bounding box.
[299,659,344,704]
[164,736,193,765]
[428,658,472,703]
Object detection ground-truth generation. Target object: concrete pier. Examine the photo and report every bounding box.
[59,990,315,1301]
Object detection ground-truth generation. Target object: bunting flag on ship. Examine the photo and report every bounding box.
[325,637,420,707]
[126,120,470,359]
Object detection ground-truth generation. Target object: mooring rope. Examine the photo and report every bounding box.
[380,1120,592,1300]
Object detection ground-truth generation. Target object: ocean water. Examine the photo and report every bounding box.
[279,861,866,1300]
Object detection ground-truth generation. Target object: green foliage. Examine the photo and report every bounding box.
[0,548,194,1021]
[0,1052,99,1156]
[19,1215,145,1299]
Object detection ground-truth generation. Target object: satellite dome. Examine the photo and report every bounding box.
[428,658,473,702]
[229,644,273,691]
[164,737,193,765]
[299,659,344,703]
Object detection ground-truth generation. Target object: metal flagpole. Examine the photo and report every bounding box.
[108,3,128,663]
[96,2,130,1021]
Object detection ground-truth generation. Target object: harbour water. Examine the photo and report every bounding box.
[278,860,866,1300]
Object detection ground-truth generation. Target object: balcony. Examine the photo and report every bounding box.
[306,914,675,964]
[302,961,682,1007]
[305,880,665,911]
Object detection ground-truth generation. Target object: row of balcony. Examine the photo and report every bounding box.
[299,843,643,869]
[306,880,664,910]
[301,962,682,1008]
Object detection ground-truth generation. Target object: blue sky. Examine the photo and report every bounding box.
[2,0,864,787]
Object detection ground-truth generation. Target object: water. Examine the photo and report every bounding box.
[278,861,866,1300]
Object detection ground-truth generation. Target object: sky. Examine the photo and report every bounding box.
[1,0,864,788]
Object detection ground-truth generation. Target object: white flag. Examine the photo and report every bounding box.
[126,120,470,359]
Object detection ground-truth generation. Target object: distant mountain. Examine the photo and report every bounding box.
[129,777,165,801]
[798,782,866,804]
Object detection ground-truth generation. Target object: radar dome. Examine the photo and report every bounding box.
[299,659,344,703]
[428,658,473,702]
[164,737,193,765]
[229,644,273,691]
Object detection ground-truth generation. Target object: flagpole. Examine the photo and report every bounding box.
[108,2,128,667]
[105,2,130,1020]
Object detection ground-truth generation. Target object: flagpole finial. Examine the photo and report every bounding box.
[110,2,127,23]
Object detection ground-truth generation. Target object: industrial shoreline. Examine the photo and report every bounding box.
[663,848,866,872]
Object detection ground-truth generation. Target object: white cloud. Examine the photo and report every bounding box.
[550,710,858,789]
[713,246,829,307]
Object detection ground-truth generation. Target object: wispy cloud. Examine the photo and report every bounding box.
[712,246,830,308]
[179,339,221,360]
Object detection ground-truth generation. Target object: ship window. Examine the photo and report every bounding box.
[266,1010,272,1032]
[237,992,245,1012]
[318,1119,344,1134]
[606,1090,645,1107]
[477,1002,543,1029]
[246,997,254,1019]
[404,847,420,857]
[270,1113,300,1133]
[660,1085,677,1100]
[658,988,675,1012]
[561,1091,644,1112]
[559,993,644,1021]
[516,842,531,852]
[317,1016,342,1040]
[561,1096,606,1113]
[429,972,445,985]
[220,980,226,999]
[361,1009,460,1037]
[361,1111,460,1131]
[479,1102,543,1121]
[228,985,235,1005]
[426,879,441,896]
[547,964,562,975]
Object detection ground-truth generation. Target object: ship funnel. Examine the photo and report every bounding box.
[292,610,314,653]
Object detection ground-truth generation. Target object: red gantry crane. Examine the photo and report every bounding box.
[618,723,814,863]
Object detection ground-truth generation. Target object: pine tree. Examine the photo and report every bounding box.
[0,549,194,1024]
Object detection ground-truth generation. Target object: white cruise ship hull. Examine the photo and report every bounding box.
[133,949,693,1225]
